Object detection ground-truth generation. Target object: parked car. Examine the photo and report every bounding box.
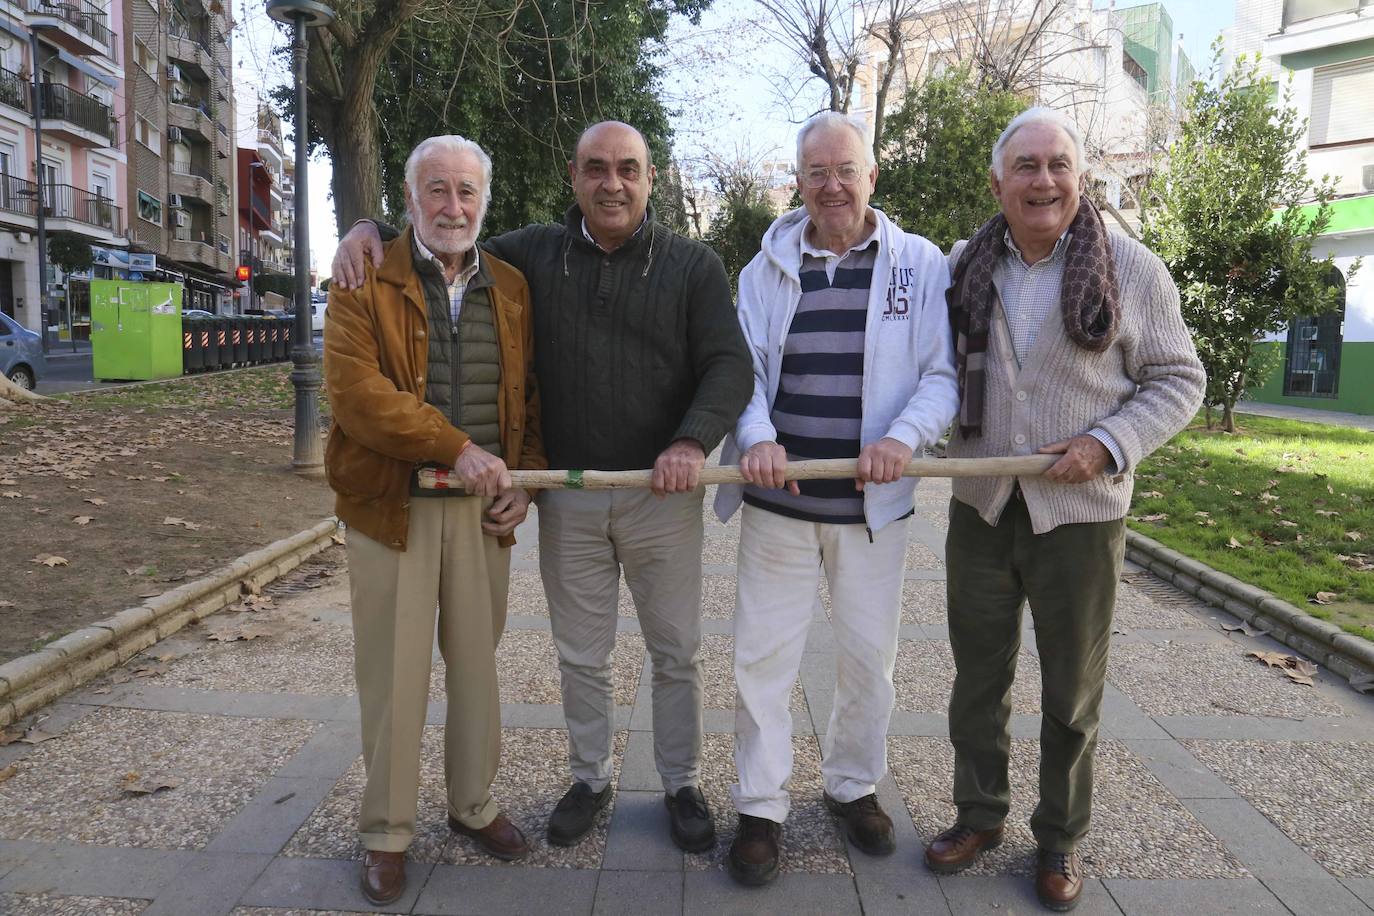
[183,309,216,319]
[0,313,47,390]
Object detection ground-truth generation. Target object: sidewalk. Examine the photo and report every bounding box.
[1,478,1371,915]
[1237,400,1374,432]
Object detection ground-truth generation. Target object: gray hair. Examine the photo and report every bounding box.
[795,111,875,169]
[404,135,493,206]
[990,107,1086,179]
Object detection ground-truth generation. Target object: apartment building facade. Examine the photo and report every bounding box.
[237,103,289,311]
[0,0,126,340]
[123,0,236,315]
[1235,0,1374,415]
[850,0,1193,229]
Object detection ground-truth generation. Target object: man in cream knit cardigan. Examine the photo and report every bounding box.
[924,107,1204,912]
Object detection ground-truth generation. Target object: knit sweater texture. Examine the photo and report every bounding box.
[945,232,1204,534]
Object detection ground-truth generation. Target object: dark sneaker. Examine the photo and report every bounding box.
[823,792,896,856]
[664,786,716,852]
[547,782,613,847]
[728,813,782,886]
[923,822,1005,874]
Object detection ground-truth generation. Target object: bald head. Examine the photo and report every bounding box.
[574,120,652,167]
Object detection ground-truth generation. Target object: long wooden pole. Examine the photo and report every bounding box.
[417,455,1058,491]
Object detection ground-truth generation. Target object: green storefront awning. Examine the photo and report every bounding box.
[1281,194,1374,235]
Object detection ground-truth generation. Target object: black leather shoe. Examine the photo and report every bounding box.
[728,813,781,886]
[823,792,895,856]
[665,786,716,852]
[547,782,613,846]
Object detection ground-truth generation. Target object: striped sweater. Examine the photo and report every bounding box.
[945,232,1204,534]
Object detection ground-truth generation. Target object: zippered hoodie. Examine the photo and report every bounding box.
[714,207,960,533]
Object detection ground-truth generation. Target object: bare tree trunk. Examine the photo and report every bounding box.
[0,373,48,406]
[322,91,384,233]
[1222,401,1235,434]
[1204,403,1213,430]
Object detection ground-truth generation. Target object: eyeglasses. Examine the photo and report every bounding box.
[800,163,864,188]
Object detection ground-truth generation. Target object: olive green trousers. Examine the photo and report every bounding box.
[945,495,1124,853]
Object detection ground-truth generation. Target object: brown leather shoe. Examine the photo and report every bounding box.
[360,849,405,905]
[923,822,1005,874]
[727,813,782,886]
[1035,848,1084,911]
[448,812,531,861]
[823,792,895,856]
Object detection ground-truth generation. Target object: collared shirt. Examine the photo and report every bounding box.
[995,228,1124,473]
[581,213,648,252]
[799,212,881,283]
[412,232,480,330]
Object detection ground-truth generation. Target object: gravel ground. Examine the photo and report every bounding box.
[887,736,1246,879]
[484,629,645,707]
[1112,582,1214,631]
[1184,739,1374,877]
[283,726,627,869]
[0,896,149,915]
[683,732,851,875]
[0,708,314,850]
[1106,643,1349,718]
[893,640,1043,714]
[155,614,356,696]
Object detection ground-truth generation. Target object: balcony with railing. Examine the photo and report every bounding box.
[39,82,116,146]
[168,98,214,141]
[0,66,29,113]
[43,183,125,237]
[25,0,118,60]
[167,21,212,78]
[170,162,215,204]
[0,175,41,221]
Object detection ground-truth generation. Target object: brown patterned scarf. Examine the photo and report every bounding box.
[946,198,1120,437]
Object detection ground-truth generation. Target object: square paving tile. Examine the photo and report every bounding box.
[894,640,1042,714]
[0,895,149,915]
[904,538,944,571]
[482,628,643,707]
[701,519,740,566]
[700,633,806,712]
[917,509,949,533]
[685,732,850,875]
[888,737,1246,879]
[282,726,627,869]
[900,579,948,626]
[156,618,356,696]
[1107,644,1348,718]
[1112,582,1212,631]
[1183,740,1374,877]
[0,708,314,850]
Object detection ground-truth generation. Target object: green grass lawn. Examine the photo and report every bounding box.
[1130,413,1374,641]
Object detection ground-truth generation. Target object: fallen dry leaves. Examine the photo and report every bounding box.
[31,554,68,567]
[1247,650,1320,687]
[206,620,276,642]
[117,771,180,797]
[162,517,202,530]
[0,764,17,784]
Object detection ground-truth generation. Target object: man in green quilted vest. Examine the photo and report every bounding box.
[324,135,546,907]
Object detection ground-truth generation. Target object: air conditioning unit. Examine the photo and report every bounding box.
[1364,164,1374,193]
[167,126,183,143]
[168,193,184,208]
[167,64,183,83]
[173,211,189,227]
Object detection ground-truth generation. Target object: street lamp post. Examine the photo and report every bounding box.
[28,29,50,355]
[266,0,334,475]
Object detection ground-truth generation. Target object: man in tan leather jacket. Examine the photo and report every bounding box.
[323,135,545,906]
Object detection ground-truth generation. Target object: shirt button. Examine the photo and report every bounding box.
[415,376,424,385]
[1013,434,1027,445]
[1015,390,1028,401]
[415,329,425,339]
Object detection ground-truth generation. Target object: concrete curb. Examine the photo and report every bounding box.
[1125,529,1374,689]
[0,517,341,727]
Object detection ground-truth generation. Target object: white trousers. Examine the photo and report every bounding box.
[731,503,909,823]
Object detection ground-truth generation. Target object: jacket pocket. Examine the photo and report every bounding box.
[325,429,398,503]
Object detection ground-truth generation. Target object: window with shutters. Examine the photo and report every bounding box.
[1309,57,1374,147]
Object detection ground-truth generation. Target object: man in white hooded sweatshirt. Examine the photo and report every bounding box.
[714,111,959,885]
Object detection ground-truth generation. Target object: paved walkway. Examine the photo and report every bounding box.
[1,478,1372,915]
[1236,400,1374,431]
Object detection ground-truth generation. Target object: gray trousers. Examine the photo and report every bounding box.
[538,487,705,793]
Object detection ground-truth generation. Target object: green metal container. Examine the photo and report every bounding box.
[89,280,185,381]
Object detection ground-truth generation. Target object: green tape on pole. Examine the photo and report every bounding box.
[567,469,584,489]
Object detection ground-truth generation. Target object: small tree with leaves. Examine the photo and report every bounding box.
[1142,46,1352,433]
[873,66,1024,251]
[48,231,94,276]
[705,198,777,292]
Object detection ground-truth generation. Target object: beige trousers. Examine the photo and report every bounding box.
[347,496,510,853]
